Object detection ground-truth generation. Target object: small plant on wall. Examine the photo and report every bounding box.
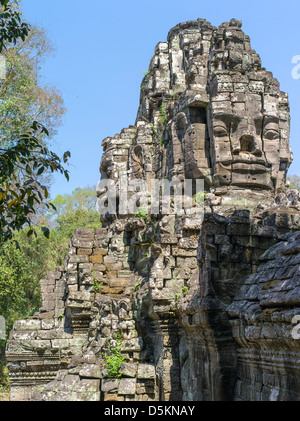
[102,332,125,378]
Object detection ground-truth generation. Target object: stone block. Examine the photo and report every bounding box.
[41,320,55,330]
[73,391,101,401]
[41,300,55,311]
[93,264,107,272]
[60,374,80,391]
[101,379,119,392]
[118,378,136,395]
[51,339,70,350]
[74,228,94,237]
[121,337,143,352]
[77,248,93,255]
[103,393,124,401]
[79,363,102,379]
[95,228,108,236]
[72,238,94,249]
[69,255,90,264]
[172,248,197,257]
[77,379,100,393]
[78,263,93,270]
[67,263,77,272]
[119,363,138,378]
[67,291,91,302]
[214,235,230,245]
[227,223,250,236]
[93,248,108,256]
[109,278,130,288]
[89,254,103,264]
[14,320,41,331]
[28,339,51,351]
[137,364,156,379]
[47,272,62,280]
[160,234,178,244]
[136,379,155,395]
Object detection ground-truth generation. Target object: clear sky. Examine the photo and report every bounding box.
[21,0,300,198]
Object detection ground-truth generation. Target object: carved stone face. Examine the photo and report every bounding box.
[210,94,284,189]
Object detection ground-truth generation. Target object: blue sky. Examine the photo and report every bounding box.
[21,0,300,198]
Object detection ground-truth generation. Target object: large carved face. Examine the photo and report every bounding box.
[210,92,290,189]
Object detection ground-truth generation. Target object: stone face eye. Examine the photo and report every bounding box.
[263,129,280,140]
[213,126,228,137]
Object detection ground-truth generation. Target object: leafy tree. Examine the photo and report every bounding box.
[0,25,66,143]
[52,186,98,216]
[0,0,70,242]
[0,230,42,330]
[49,186,100,239]
[0,0,29,52]
[0,122,71,241]
[288,174,300,191]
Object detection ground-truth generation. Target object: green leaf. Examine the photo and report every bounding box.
[37,166,44,176]
[48,202,56,210]
[41,227,50,239]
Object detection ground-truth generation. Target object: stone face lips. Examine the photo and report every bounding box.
[6,19,300,402]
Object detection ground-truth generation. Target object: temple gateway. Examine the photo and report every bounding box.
[6,18,300,401]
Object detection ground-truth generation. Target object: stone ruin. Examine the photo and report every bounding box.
[5,18,300,401]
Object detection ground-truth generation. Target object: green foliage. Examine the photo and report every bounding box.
[158,103,167,124]
[150,123,158,139]
[0,0,30,52]
[51,186,98,216]
[182,286,189,297]
[0,25,66,142]
[102,333,125,379]
[0,121,70,241]
[48,186,100,239]
[194,191,207,207]
[134,205,148,221]
[0,1,69,242]
[288,174,300,190]
[93,279,103,293]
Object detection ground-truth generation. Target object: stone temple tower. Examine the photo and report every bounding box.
[6,19,300,402]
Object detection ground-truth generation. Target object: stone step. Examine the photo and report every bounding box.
[109,278,131,288]
[118,270,134,278]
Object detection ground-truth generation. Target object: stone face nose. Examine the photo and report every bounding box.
[239,134,262,156]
